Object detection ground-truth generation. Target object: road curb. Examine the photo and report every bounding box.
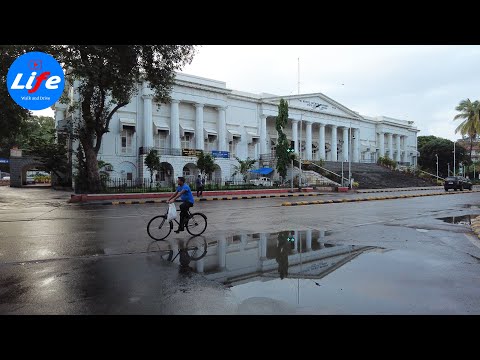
[281,189,480,207]
[356,187,440,194]
[73,192,327,206]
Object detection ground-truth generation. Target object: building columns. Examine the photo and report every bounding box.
[387,133,393,160]
[217,106,227,152]
[170,100,180,149]
[142,95,154,148]
[260,114,267,155]
[305,121,312,160]
[319,123,326,160]
[195,103,204,150]
[331,125,338,161]
[379,132,385,157]
[396,134,401,162]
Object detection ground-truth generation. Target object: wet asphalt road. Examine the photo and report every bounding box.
[1,186,480,314]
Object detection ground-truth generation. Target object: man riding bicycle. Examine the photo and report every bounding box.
[167,176,195,233]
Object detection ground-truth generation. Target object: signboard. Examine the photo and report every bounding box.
[0,158,9,164]
[211,151,230,158]
[182,148,202,157]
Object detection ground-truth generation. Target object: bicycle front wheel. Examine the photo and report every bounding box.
[147,215,172,241]
[186,213,207,236]
[185,236,207,260]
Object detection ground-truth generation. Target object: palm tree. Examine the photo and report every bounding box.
[454,99,480,162]
[232,156,256,183]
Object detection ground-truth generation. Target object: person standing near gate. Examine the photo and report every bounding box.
[196,174,204,197]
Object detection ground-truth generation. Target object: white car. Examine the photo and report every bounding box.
[2,176,10,181]
[249,177,273,186]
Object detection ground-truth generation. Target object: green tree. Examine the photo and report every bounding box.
[417,135,437,151]
[232,156,256,182]
[98,160,113,185]
[454,99,480,162]
[144,149,160,184]
[197,152,216,180]
[275,99,291,179]
[27,128,69,182]
[19,45,197,193]
[418,136,468,177]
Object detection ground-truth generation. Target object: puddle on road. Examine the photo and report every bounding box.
[437,215,474,225]
[182,229,473,314]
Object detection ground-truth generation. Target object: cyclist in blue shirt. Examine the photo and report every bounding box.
[167,176,195,233]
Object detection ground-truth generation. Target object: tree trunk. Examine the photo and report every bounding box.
[470,137,473,162]
[84,143,102,193]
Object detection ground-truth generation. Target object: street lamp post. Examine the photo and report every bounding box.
[435,153,438,179]
[453,141,456,176]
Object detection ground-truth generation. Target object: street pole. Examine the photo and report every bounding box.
[435,154,438,179]
[299,114,303,187]
[348,122,352,188]
[291,158,293,192]
[341,160,344,186]
[448,163,450,176]
[453,141,456,176]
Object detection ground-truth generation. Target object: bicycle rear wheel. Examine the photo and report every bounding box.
[147,215,172,241]
[186,213,207,236]
[185,236,207,260]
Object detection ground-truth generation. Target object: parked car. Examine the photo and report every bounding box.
[1,176,10,181]
[249,177,273,187]
[444,176,472,191]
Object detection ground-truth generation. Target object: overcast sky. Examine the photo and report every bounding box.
[35,45,480,141]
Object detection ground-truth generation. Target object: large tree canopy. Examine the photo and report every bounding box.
[418,136,468,177]
[53,45,197,192]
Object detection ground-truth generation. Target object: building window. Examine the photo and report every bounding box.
[155,132,168,150]
[229,140,237,156]
[205,136,218,152]
[121,129,133,154]
[248,143,256,159]
[181,134,192,149]
[270,139,276,154]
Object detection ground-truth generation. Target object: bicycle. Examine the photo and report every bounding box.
[146,236,208,262]
[147,205,208,241]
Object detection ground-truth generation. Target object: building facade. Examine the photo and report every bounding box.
[55,73,419,186]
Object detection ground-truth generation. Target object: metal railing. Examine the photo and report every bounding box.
[298,161,344,186]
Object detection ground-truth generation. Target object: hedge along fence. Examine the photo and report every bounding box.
[377,156,397,169]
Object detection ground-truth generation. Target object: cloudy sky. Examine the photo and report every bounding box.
[35,45,480,141]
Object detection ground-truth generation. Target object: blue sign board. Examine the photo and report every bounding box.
[211,151,229,158]
[0,158,9,164]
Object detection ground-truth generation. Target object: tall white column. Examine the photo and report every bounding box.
[54,103,66,128]
[396,134,401,162]
[388,133,393,159]
[306,121,312,160]
[170,100,180,149]
[353,128,360,162]
[331,125,338,161]
[217,106,227,151]
[259,233,267,260]
[319,123,326,161]
[379,132,385,157]
[260,114,267,155]
[195,103,204,150]
[292,120,298,153]
[342,127,349,162]
[306,229,312,252]
[142,95,154,148]
[218,235,227,270]
[403,136,409,163]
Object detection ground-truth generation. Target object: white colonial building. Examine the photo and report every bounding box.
[55,73,419,186]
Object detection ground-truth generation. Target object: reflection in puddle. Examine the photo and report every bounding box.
[437,215,473,225]
[192,229,379,285]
